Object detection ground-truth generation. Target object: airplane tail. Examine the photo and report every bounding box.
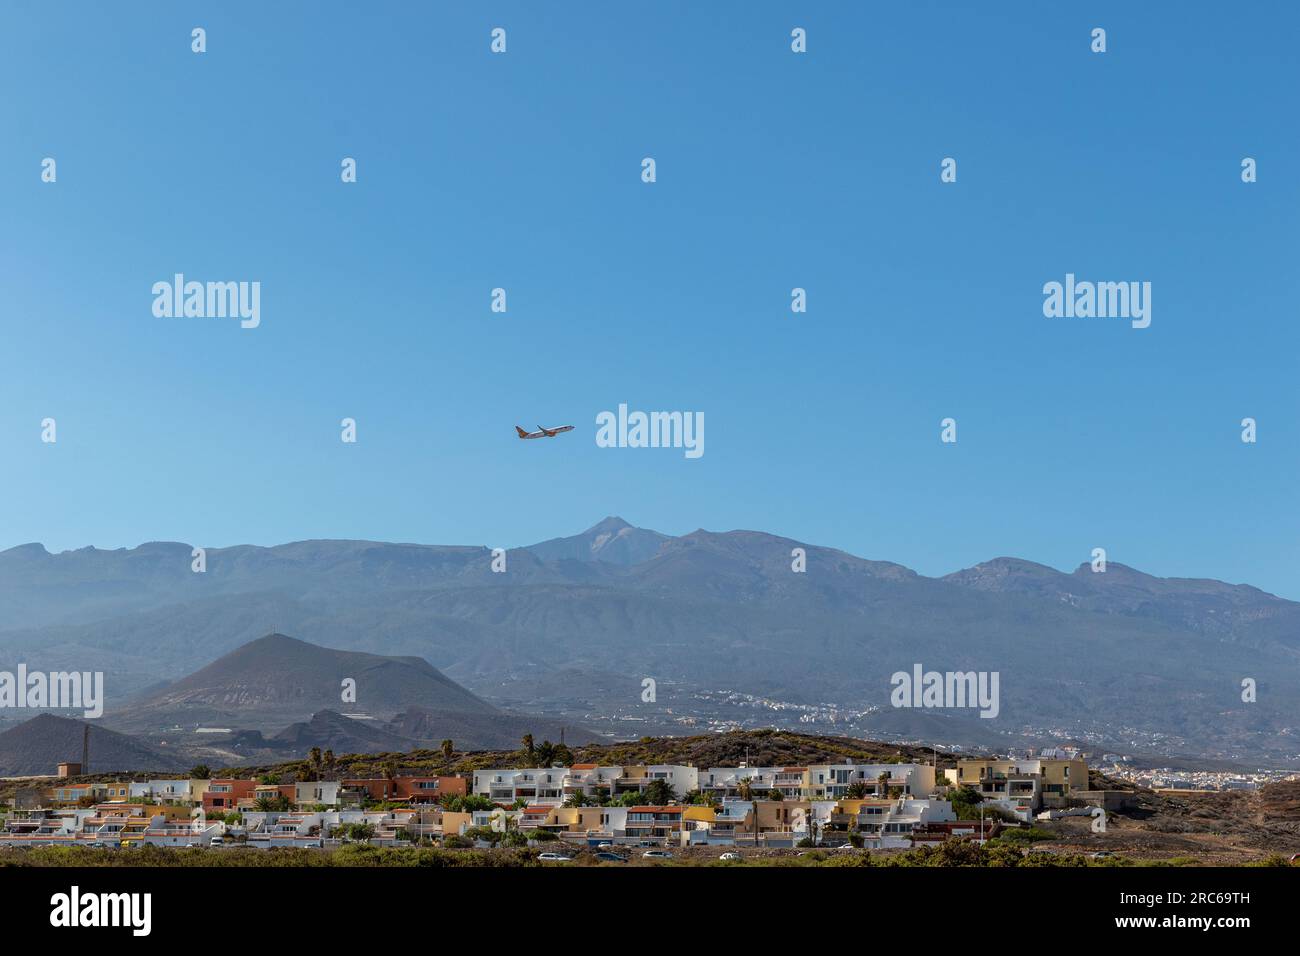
[515,425,528,438]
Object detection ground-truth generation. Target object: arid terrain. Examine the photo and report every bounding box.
[1036,780,1300,864]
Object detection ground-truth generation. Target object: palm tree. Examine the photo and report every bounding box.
[441,739,454,769]
[536,740,555,767]
[643,778,677,806]
[521,734,535,762]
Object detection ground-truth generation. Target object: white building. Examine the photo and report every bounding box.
[472,764,699,805]
[473,768,570,805]
[128,779,202,803]
[294,780,342,807]
[852,798,956,849]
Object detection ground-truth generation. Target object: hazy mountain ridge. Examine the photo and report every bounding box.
[2,518,1298,762]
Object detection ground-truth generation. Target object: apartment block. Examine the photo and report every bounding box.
[473,764,698,805]
[128,779,209,804]
[953,758,1089,817]
[625,806,684,842]
[203,779,259,811]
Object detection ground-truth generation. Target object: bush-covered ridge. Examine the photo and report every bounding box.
[222,728,952,782]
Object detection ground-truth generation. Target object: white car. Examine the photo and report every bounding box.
[642,849,674,859]
[538,852,572,862]
[719,852,741,861]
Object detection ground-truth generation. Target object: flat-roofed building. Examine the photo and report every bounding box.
[954,757,1088,817]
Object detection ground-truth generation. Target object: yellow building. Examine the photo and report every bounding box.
[755,799,812,834]
[955,758,1088,810]
[99,782,131,801]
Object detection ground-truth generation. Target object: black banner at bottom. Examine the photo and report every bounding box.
[2,863,1286,939]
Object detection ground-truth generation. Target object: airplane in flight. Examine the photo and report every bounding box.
[515,424,575,440]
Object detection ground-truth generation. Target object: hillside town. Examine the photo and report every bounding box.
[1095,759,1298,792]
[0,753,1118,853]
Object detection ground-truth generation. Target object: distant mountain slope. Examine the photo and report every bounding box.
[0,714,182,777]
[0,539,573,631]
[271,710,416,754]
[270,706,603,759]
[112,633,497,730]
[524,516,670,565]
[943,557,1300,640]
[384,705,598,751]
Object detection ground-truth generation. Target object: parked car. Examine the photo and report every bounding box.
[209,836,225,846]
[719,852,741,861]
[595,851,627,862]
[538,852,572,862]
[642,849,673,859]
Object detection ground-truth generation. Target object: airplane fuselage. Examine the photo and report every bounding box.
[516,424,575,440]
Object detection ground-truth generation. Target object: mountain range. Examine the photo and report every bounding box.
[1,517,1297,765]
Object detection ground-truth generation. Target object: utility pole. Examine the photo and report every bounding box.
[82,724,89,775]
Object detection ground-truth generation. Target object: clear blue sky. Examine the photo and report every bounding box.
[2,2,1297,597]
